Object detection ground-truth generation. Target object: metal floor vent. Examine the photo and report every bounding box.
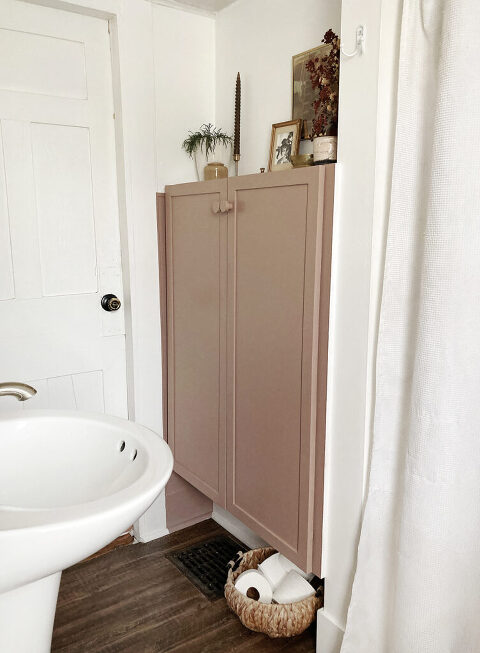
[167,535,247,600]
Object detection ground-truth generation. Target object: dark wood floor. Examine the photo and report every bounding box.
[52,519,316,652]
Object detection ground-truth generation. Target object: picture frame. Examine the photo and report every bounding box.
[268,119,302,172]
[292,44,331,140]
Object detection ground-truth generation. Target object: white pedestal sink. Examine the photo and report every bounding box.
[0,410,173,653]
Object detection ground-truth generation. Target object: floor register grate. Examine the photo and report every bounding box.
[167,535,248,600]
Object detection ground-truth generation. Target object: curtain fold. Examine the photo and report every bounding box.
[341,1,480,651]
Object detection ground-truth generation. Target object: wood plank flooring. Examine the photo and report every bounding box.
[52,519,316,652]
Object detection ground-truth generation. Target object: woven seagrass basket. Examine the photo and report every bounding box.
[224,547,322,638]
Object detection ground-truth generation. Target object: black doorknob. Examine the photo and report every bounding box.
[101,294,122,312]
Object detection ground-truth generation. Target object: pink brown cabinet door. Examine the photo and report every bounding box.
[226,167,334,571]
[165,180,228,506]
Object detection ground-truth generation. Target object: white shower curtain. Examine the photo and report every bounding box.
[341,1,480,652]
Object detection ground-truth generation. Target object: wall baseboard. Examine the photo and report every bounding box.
[134,526,170,544]
[316,609,345,653]
[167,511,212,535]
[212,505,268,550]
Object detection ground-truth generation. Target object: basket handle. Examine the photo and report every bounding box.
[227,550,245,573]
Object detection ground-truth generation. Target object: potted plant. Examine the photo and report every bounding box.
[182,123,233,181]
[305,29,340,164]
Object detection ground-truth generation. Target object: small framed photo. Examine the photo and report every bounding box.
[268,119,302,172]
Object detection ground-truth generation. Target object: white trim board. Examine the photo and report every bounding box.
[149,0,215,18]
[149,0,240,18]
[316,609,345,652]
[135,526,170,544]
[212,505,268,550]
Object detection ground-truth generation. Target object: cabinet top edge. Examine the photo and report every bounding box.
[164,164,335,195]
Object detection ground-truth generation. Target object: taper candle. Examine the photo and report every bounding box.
[234,72,241,175]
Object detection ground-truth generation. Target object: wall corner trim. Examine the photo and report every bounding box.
[316,609,345,653]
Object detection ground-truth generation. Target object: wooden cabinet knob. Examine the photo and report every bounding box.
[212,200,234,214]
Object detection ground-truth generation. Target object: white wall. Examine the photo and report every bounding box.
[317,0,403,649]
[318,0,384,638]
[215,0,341,175]
[153,4,216,189]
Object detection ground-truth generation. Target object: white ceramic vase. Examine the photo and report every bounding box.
[313,136,337,164]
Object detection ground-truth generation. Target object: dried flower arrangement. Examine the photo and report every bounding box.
[305,29,340,138]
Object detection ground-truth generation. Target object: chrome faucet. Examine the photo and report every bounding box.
[0,382,37,401]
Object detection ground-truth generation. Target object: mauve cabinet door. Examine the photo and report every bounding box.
[165,180,227,506]
[226,167,332,571]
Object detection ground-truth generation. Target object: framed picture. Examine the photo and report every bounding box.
[268,120,302,172]
[292,44,331,140]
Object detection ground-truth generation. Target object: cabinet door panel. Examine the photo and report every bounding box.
[226,168,326,570]
[166,180,227,505]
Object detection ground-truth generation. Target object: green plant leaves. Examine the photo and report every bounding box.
[182,123,233,158]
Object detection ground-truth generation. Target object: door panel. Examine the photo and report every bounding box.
[22,371,105,413]
[0,27,87,99]
[166,180,227,505]
[0,125,14,301]
[1,119,43,299]
[30,123,98,296]
[226,168,326,570]
[0,1,127,417]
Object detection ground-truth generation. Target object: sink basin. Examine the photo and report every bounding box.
[0,410,173,652]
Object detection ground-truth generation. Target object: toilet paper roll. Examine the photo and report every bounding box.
[234,569,273,604]
[258,553,287,590]
[272,570,315,604]
[277,553,311,580]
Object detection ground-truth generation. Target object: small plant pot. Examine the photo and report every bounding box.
[194,142,232,181]
[313,136,337,164]
[204,162,228,181]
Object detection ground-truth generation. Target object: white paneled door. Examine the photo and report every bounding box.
[0,1,128,417]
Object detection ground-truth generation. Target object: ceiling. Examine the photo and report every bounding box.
[154,0,238,13]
